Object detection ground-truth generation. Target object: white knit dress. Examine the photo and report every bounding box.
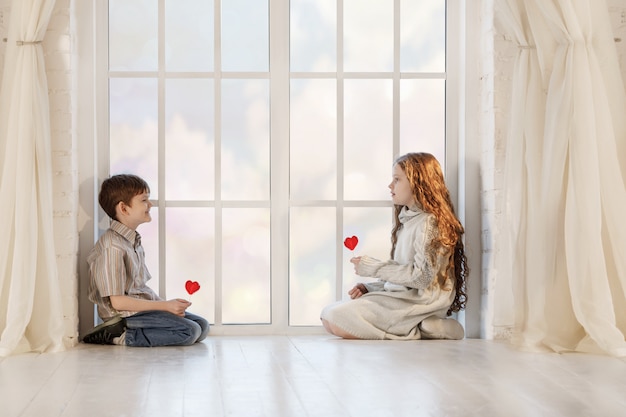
[321,206,456,340]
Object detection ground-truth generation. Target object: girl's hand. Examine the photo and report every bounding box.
[348,283,368,299]
[350,256,362,273]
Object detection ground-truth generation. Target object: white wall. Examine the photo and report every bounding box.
[2,0,622,342]
[48,0,80,346]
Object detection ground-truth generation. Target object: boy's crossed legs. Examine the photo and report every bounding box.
[83,311,209,347]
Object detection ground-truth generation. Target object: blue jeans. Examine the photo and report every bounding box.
[124,311,210,347]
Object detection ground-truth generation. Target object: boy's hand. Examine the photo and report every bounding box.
[167,298,192,316]
[109,295,192,317]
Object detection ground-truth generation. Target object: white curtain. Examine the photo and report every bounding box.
[497,0,626,357]
[0,0,64,356]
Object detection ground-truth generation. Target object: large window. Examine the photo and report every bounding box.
[99,0,451,333]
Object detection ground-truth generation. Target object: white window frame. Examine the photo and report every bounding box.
[76,0,481,337]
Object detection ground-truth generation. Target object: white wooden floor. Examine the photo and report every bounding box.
[1,336,625,417]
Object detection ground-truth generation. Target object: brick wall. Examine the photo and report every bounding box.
[47,0,79,346]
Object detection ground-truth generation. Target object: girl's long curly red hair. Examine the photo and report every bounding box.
[390,153,468,315]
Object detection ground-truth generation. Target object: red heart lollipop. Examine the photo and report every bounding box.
[344,236,359,251]
[185,280,201,295]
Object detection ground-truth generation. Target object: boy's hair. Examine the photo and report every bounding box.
[390,152,468,315]
[98,174,150,221]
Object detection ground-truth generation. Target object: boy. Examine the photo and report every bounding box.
[82,174,209,346]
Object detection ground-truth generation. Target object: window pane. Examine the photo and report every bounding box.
[400,0,445,73]
[400,79,445,165]
[222,208,270,324]
[166,208,215,323]
[109,0,157,71]
[165,0,214,72]
[344,0,393,72]
[221,79,270,200]
[139,207,159,295]
[290,79,337,200]
[221,0,269,72]
[109,78,159,198]
[104,1,449,332]
[344,79,392,200]
[290,207,336,325]
[290,0,336,72]
[343,207,391,296]
[165,79,215,200]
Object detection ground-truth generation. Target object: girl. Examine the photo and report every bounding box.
[321,153,468,340]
